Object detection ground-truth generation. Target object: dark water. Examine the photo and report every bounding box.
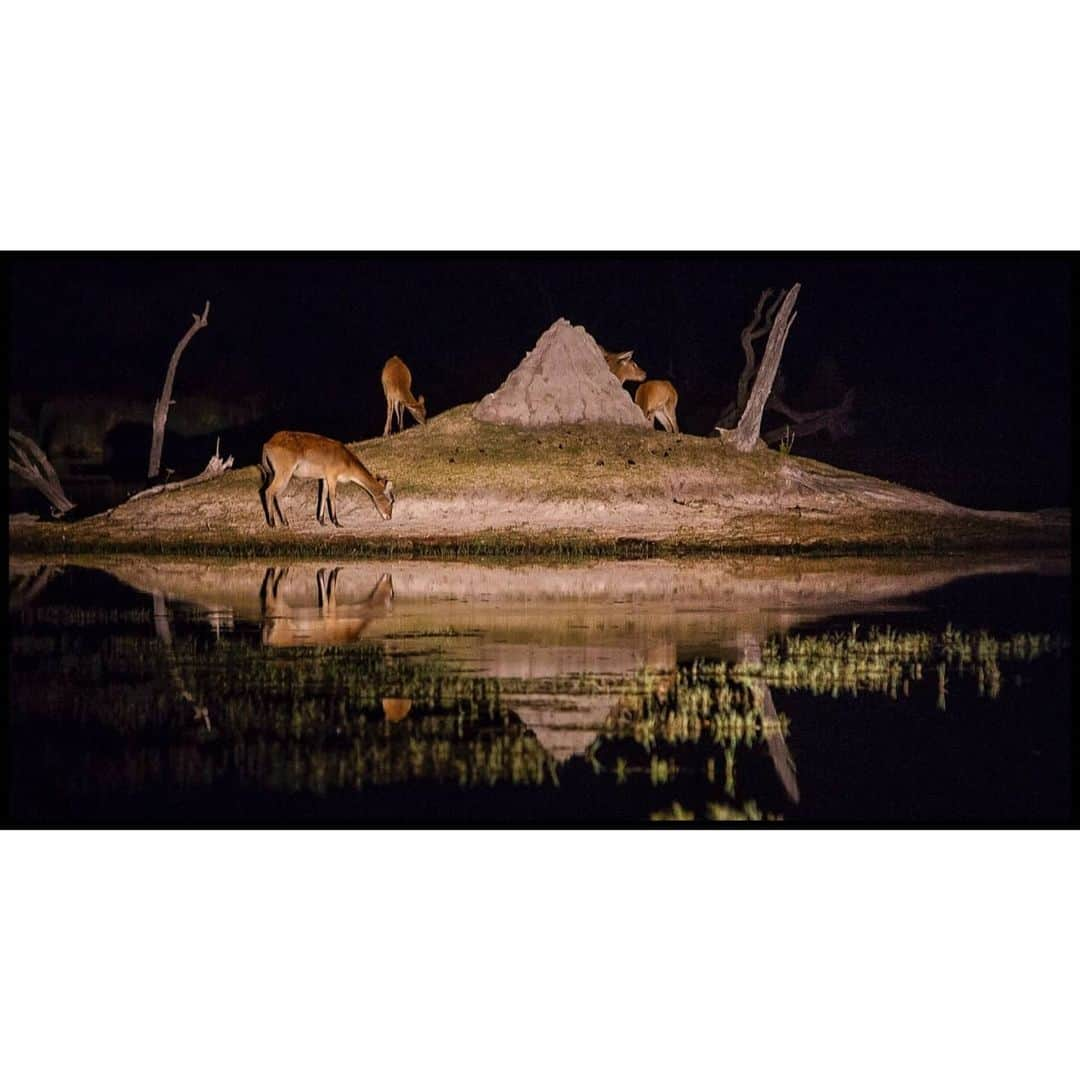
[7,554,1072,826]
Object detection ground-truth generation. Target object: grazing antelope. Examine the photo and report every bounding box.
[260,431,394,528]
[260,567,394,647]
[602,348,647,385]
[634,380,680,433]
[381,356,427,436]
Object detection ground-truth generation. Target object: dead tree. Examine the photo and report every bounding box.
[148,300,210,479]
[714,288,787,430]
[714,284,801,452]
[713,285,854,448]
[8,429,76,517]
[129,438,233,503]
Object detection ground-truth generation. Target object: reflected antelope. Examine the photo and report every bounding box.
[260,431,394,528]
[381,356,427,436]
[634,379,679,433]
[602,348,647,385]
[259,567,394,647]
[382,697,413,723]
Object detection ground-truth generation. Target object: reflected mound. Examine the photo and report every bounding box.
[9,555,1070,824]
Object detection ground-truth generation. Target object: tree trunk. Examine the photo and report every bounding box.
[711,286,841,444]
[148,300,210,479]
[729,284,800,452]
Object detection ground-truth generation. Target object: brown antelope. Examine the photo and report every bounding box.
[381,356,427,436]
[634,380,680,433]
[602,348,647,385]
[260,567,394,647]
[260,431,394,528]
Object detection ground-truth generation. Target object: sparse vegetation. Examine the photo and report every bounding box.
[8,405,1070,557]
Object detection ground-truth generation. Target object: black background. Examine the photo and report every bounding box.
[6,253,1072,510]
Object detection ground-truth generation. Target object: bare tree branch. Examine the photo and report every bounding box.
[734,288,775,413]
[762,388,856,445]
[728,284,801,451]
[761,288,785,332]
[714,283,855,446]
[130,438,233,502]
[715,287,792,432]
[148,300,210,479]
[8,430,76,517]
[764,393,812,423]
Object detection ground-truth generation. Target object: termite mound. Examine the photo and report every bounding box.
[473,318,649,428]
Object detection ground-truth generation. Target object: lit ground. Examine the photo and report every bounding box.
[9,406,1071,556]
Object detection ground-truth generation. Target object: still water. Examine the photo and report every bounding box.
[8,553,1071,825]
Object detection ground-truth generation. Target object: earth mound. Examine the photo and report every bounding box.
[472,317,649,427]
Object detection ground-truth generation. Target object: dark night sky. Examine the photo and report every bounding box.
[6,254,1073,510]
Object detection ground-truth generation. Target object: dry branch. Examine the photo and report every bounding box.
[762,387,856,445]
[738,289,783,399]
[727,284,801,451]
[130,438,233,502]
[8,429,76,517]
[713,287,854,447]
[714,288,789,429]
[148,300,210,479]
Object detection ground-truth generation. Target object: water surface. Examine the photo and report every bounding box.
[8,553,1071,824]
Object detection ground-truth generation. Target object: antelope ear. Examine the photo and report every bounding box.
[417,395,425,406]
[619,350,634,360]
[382,478,394,499]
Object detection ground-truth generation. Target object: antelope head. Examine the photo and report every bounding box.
[375,473,395,520]
[604,349,647,384]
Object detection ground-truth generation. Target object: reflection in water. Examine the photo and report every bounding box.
[381,697,413,723]
[259,566,394,646]
[7,554,1071,823]
[9,563,61,612]
[152,589,211,731]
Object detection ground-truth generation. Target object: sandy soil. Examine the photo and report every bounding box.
[9,406,1071,554]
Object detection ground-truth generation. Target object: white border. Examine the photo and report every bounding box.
[2,832,1077,1078]
[3,3,1078,250]
[3,5,1076,1077]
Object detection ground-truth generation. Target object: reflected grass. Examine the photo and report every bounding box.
[9,578,1071,822]
[739,623,1068,699]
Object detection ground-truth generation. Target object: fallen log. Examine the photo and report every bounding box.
[8,429,76,517]
[128,439,234,502]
